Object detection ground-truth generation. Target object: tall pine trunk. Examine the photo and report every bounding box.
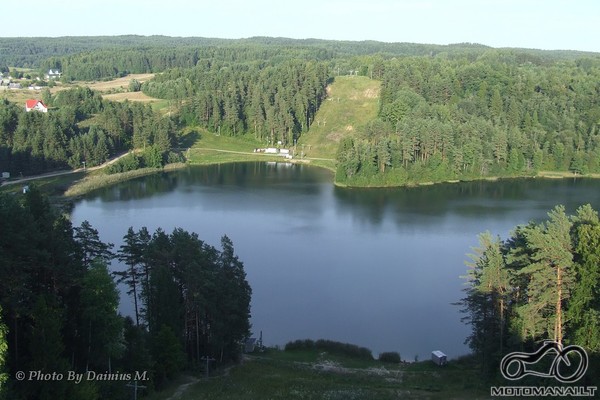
[556,266,563,344]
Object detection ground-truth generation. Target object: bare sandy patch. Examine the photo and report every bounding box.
[81,73,155,91]
[102,91,159,102]
[363,88,379,98]
[326,131,344,142]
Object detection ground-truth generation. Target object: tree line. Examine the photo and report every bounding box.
[3,35,595,76]
[40,43,333,82]
[458,204,600,383]
[0,87,177,176]
[0,188,251,399]
[336,53,600,186]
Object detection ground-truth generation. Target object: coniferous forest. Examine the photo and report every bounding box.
[336,54,600,185]
[0,188,251,399]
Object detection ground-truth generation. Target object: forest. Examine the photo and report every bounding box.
[459,204,600,384]
[0,187,251,399]
[336,54,600,186]
[148,59,330,144]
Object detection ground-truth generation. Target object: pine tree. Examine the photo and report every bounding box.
[460,232,510,373]
[569,205,600,351]
[81,261,122,372]
[115,227,144,326]
[518,206,574,344]
[215,236,251,361]
[74,220,114,269]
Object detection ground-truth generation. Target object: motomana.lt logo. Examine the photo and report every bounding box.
[491,340,597,397]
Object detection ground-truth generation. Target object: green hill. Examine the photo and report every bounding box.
[298,75,380,162]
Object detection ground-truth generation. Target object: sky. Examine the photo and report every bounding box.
[1,0,599,52]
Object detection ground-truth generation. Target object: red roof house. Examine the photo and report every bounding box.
[25,99,48,113]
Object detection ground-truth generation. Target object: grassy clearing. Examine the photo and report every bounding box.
[298,75,380,160]
[159,348,487,400]
[184,128,337,171]
[185,129,264,152]
[186,129,296,165]
[1,87,44,104]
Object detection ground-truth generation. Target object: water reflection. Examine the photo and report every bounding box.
[333,177,600,230]
[73,163,600,360]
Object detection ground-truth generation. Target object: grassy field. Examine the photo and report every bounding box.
[155,348,488,400]
[184,128,332,169]
[81,73,155,92]
[1,73,161,106]
[298,75,380,160]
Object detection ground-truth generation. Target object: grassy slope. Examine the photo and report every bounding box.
[165,349,488,400]
[298,75,380,161]
[184,76,380,171]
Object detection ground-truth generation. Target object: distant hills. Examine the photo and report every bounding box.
[1,35,598,69]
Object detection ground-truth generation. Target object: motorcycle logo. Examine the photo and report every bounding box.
[500,340,588,383]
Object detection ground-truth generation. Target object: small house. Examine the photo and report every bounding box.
[46,69,62,79]
[25,100,48,113]
[431,350,447,366]
[244,338,257,353]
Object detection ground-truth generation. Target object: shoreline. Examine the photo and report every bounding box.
[63,157,334,198]
[333,170,597,189]
[63,163,188,198]
[8,154,598,200]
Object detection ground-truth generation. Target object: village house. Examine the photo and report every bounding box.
[25,99,48,113]
[45,69,62,79]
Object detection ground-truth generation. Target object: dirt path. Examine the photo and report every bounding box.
[166,376,201,400]
[0,151,132,187]
[164,364,237,400]
[194,147,335,161]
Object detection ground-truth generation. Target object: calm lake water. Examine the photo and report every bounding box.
[71,163,600,360]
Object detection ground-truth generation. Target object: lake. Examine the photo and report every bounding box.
[70,162,600,360]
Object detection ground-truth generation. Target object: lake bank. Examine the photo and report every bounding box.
[333,169,599,189]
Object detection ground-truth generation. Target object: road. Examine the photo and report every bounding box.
[192,147,335,161]
[0,151,132,187]
[1,147,334,188]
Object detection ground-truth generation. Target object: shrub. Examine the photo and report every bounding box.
[379,352,401,363]
[166,151,185,164]
[284,339,373,360]
[284,339,315,351]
